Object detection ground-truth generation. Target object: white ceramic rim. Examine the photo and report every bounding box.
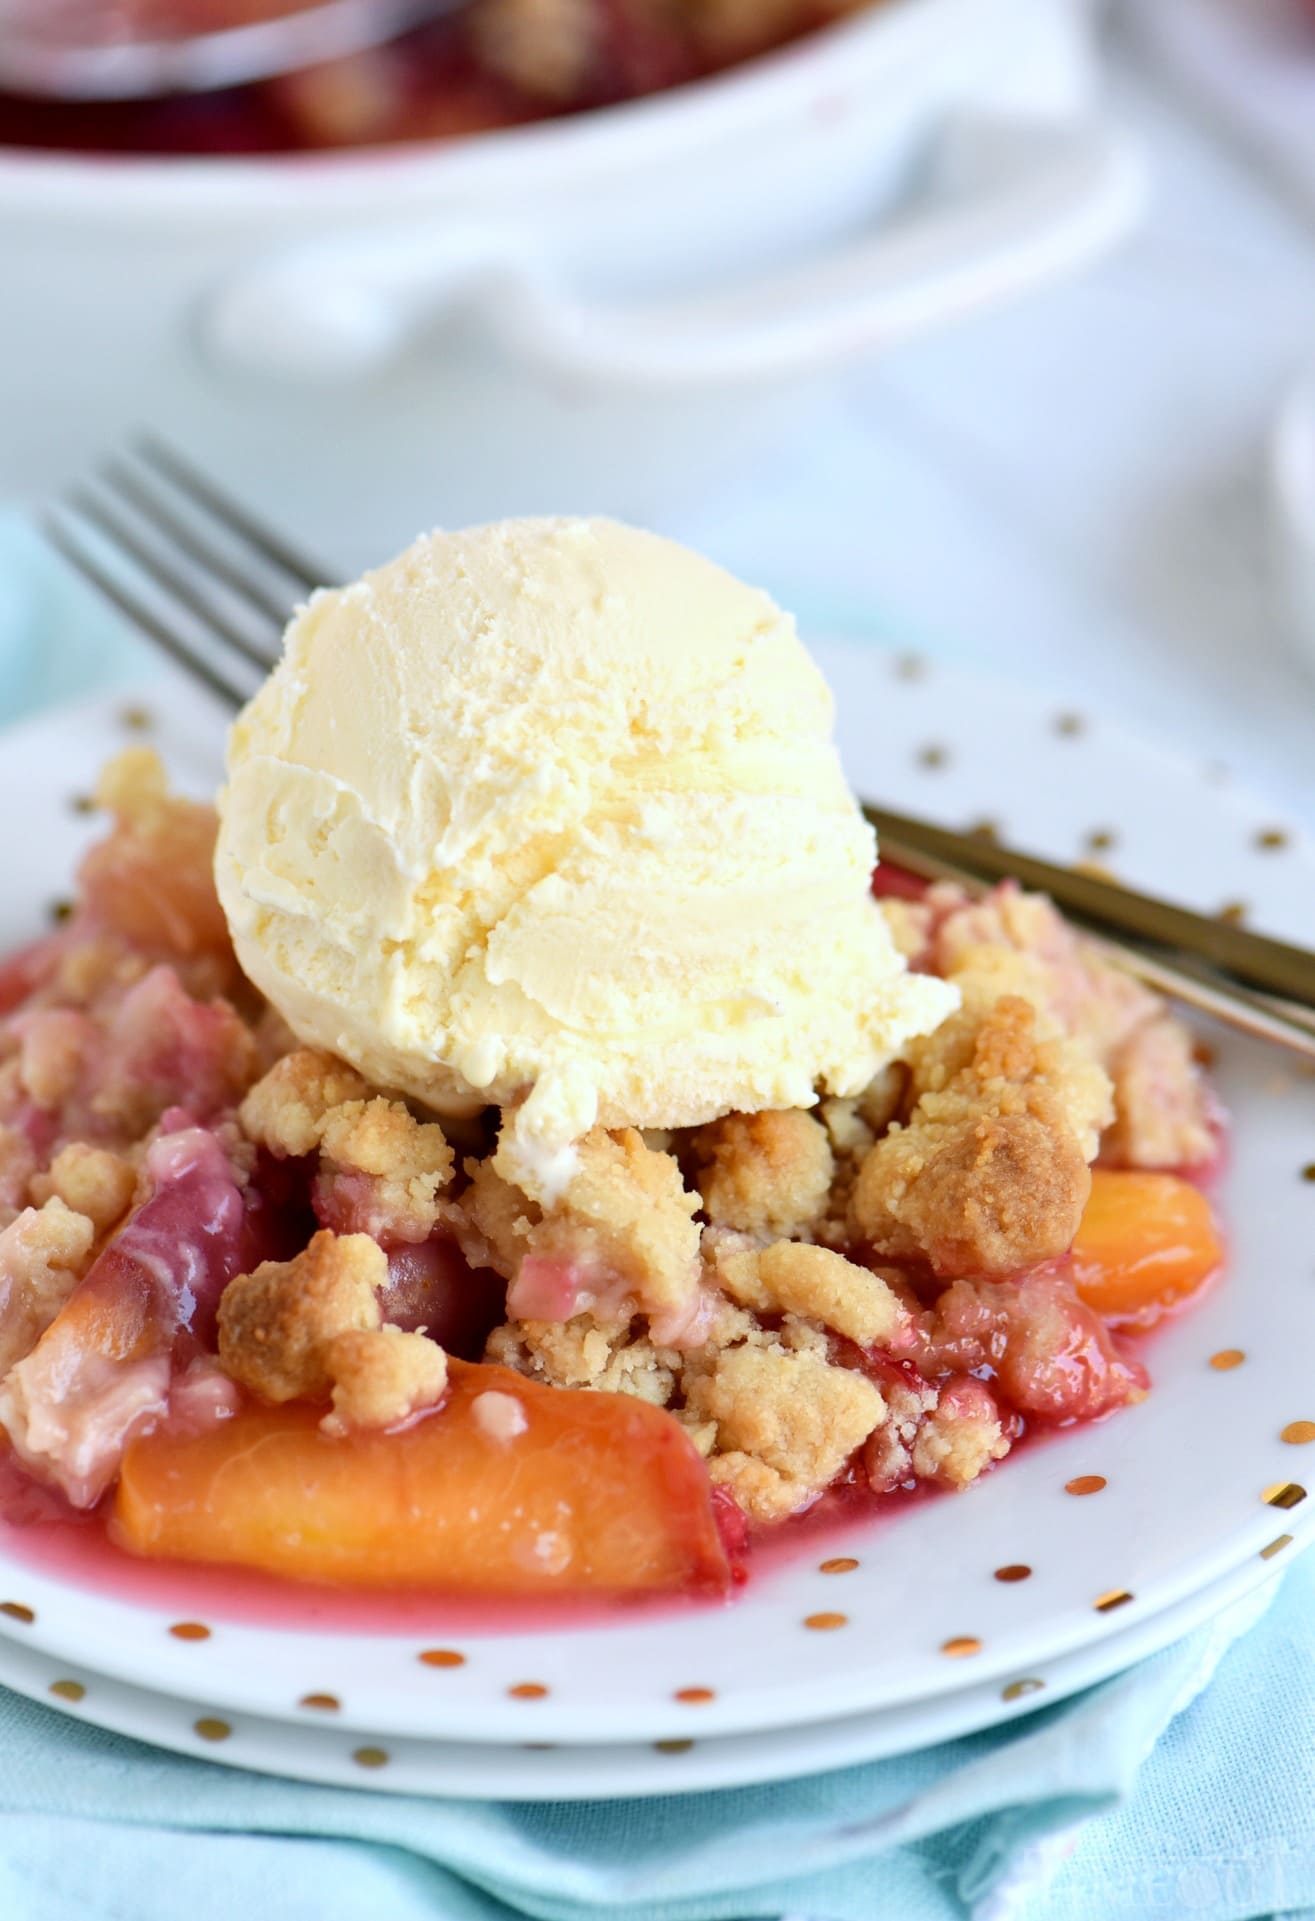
[1,1539,1298,1802]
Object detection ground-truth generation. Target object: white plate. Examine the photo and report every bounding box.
[0,649,1312,1752]
[0,1542,1297,1802]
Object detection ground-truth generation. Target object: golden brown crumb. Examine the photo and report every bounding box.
[1107,1016,1215,1169]
[467,0,599,102]
[706,1451,809,1524]
[485,1314,678,1406]
[714,1240,906,1347]
[32,1143,136,1237]
[688,1109,834,1241]
[909,1380,1010,1487]
[78,750,236,972]
[239,1048,371,1158]
[320,1326,447,1435]
[0,1199,96,1374]
[856,1063,909,1136]
[16,1011,86,1109]
[318,1098,454,1239]
[686,1342,884,1520]
[464,1127,701,1337]
[49,935,148,1009]
[852,997,1098,1276]
[217,1229,385,1403]
[906,994,1112,1159]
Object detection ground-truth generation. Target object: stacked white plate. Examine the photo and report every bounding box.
[1,645,1312,1800]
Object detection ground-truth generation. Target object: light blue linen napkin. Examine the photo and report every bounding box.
[0,515,1309,1921]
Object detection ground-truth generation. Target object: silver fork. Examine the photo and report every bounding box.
[42,437,1315,1061]
[43,435,332,710]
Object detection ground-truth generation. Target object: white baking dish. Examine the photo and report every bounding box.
[0,0,1138,518]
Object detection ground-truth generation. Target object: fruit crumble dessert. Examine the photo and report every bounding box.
[0,0,888,155]
[0,520,1224,1604]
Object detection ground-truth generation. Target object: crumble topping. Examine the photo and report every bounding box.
[0,1199,96,1375]
[31,1142,137,1237]
[687,1108,834,1241]
[217,1229,387,1404]
[851,996,1102,1277]
[464,1125,701,1340]
[238,1047,372,1157]
[686,1345,885,1523]
[0,760,1220,1534]
[712,1240,906,1348]
[320,1325,449,1436]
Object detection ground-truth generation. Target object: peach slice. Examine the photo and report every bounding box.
[113,1361,732,1596]
[1071,1170,1222,1329]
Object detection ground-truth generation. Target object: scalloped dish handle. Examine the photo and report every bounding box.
[203,110,1144,387]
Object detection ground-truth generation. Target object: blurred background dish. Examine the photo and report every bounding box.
[0,0,1137,545]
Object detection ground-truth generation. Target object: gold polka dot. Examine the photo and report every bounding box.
[1192,1040,1217,1069]
[0,1603,34,1624]
[1263,1482,1307,1510]
[894,653,927,682]
[119,705,154,733]
[1002,1678,1045,1702]
[1302,1165,1315,1184]
[1065,1475,1107,1496]
[1054,712,1085,738]
[1217,901,1248,926]
[299,1693,340,1712]
[1281,1421,1315,1445]
[994,1564,1032,1583]
[49,1680,85,1702]
[819,1556,859,1575]
[48,900,74,925]
[352,1746,388,1769]
[1084,828,1117,854]
[917,744,949,770]
[1255,828,1290,852]
[1261,1534,1294,1561]
[804,1611,848,1632]
[1094,1589,1134,1613]
[941,1636,982,1658]
[169,1622,211,1641]
[418,1648,466,1668]
[654,1739,694,1755]
[508,1682,549,1700]
[194,1718,231,1743]
[70,794,96,815]
[1210,1349,1246,1371]
[675,1687,715,1705]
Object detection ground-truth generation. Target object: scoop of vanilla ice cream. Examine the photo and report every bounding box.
[215,517,956,1177]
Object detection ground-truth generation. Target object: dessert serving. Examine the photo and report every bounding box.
[0,0,889,154]
[0,519,1224,1610]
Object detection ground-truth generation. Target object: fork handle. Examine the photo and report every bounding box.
[865,805,1315,1009]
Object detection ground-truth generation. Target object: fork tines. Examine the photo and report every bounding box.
[43,436,334,711]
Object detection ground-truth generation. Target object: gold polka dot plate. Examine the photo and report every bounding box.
[0,654,1311,1759]
[0,1548,1280,1800]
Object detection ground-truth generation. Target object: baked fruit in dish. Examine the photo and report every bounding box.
[0,748,1222,1600]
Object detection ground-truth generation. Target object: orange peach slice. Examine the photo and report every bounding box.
[113,1361,732,1596]
[1072,1170,1222,1329]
